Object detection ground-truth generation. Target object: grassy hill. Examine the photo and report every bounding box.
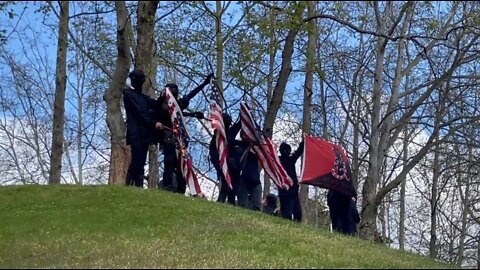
[0,185,452,269]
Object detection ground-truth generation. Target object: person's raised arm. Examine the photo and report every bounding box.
[228,120,242,142]
[291,140,305,162]
[182,73,214,104]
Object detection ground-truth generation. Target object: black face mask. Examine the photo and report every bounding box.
[222,114,232,128]
[170,89,179,99]
[131,79,145,91]
[224,119,232,128]
[129,70,145,92]
[280,143,291,156]
[165,84,179,99]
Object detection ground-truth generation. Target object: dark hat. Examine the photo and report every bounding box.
[222,113,232,124]
[165,83,179,98]
[129,69,145,81]
[165,83,179,91]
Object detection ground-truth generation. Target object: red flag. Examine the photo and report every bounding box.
[240,102,293,190]
[300,135,353,197]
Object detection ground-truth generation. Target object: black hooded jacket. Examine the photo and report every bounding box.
[278,141,304,185]
[123,87,157,145]
[327,164,357,208]
[227,121,260,185]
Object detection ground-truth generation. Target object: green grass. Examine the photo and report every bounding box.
[0,185,453,269]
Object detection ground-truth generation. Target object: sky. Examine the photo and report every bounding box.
[1,3,479,266]
[0,0,446,201]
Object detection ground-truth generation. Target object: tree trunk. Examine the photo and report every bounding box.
[399,127,408,250]
[379,165,387,242]
[456,143,472,267]
[429,110,441,259]
[76,53,85,185]
[135,1,158,83]
[48,1,69,185]
[135,1,159,188]
[263,6,277,198]
[215,1,224,97]
[399,76,410,250]
[359,27,385,239]
[77,85,83,185]
[263,2,305,134]
[299,1,316,224]
[352,98,360,189]
[64,140,78,184]
[457,181,468,267]
[477,235,480,269]
[104,1,132,185]
[148,54,160,189]
[259,2,304,202]
[148,50,160,189]
[214,0,227,194]
[360,3,411,239]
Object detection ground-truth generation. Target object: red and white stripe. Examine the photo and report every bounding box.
[165,88,203,196]
[179,148,202,195]
[240,102,293,190]
[210,98,232,189]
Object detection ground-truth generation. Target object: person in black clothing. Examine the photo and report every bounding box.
[154,73,213,194]
[209,113,239,205]
[262,193,279,216]
[327,163,358,236]
[228,120,262,211]
[278,141,304,222]
[351,201,360,235]
[123,69,164,187]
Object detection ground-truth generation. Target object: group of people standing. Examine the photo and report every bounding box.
[123,69,359,236]
[123,69,211,194]
[209,115,304,222]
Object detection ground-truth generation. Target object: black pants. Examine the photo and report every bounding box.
[161,142,186,194]
[126,142,149,188]
[216,170,237,205]
[279,185,302,222]
[237,179,262,211]
[329,202,355,235]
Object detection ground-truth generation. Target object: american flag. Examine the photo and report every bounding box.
[240,102,293,190]
[165,88,203,196]
[209,82,232,189]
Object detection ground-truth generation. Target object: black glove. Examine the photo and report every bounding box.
[299,140,305,149]
[178,97,190,109]
[193,111,204,120]
[203,73,214,85]
[183,111,204,120]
